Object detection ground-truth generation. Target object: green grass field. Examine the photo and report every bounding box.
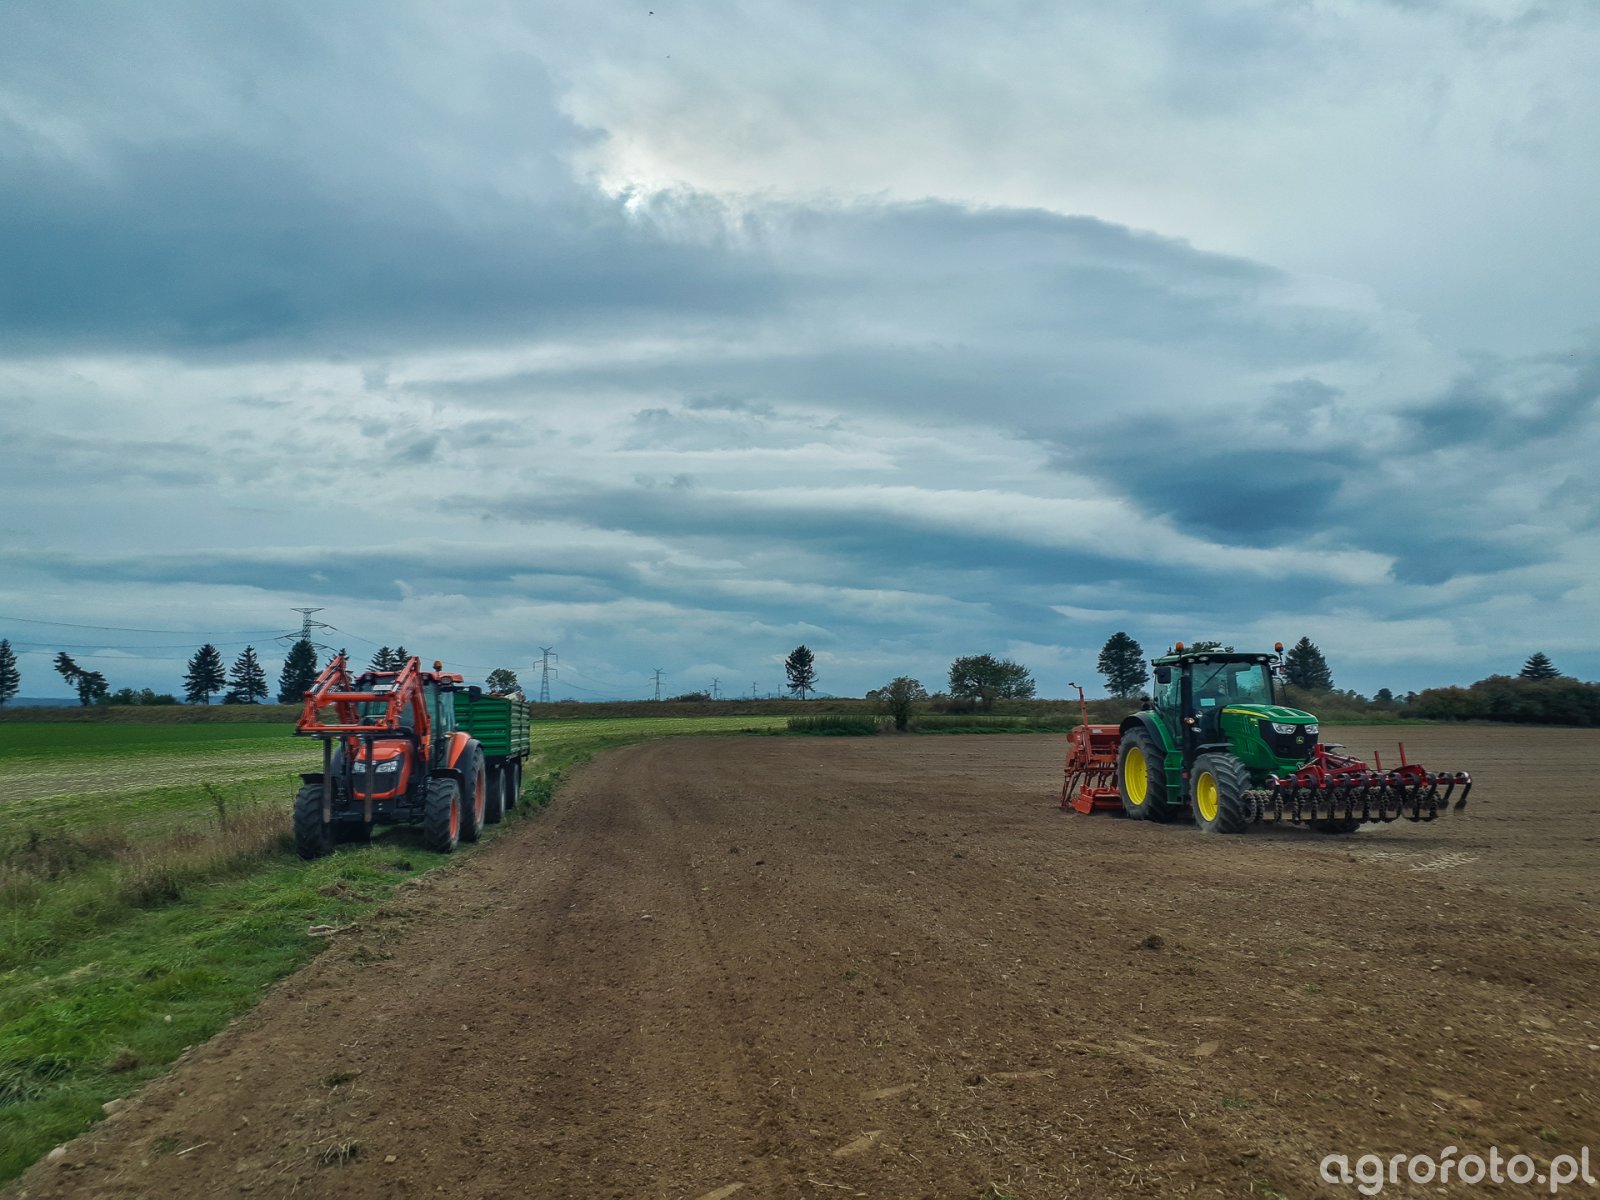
[0,715,783,1182]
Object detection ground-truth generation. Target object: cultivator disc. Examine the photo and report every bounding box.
[1253,745,1471,825]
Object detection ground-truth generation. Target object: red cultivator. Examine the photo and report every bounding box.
[1257,742,1472,825]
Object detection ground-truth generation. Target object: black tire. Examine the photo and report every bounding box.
[505,759,520,811]
[459,744,487,843]
[422,777,461,854]
[484,764,506,825]
[1190,752,1254,835]
[1117,726,1173,821]
[293,783,335,860]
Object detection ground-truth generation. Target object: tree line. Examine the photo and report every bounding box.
[0,639,419,708]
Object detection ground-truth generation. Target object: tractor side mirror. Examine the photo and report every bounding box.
[467,685,483,702]
[1154,665,1172,685]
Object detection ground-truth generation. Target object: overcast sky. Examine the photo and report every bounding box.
[3,0,1597,702]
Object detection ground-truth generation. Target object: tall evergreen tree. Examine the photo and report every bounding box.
[1283,637,1334,691]
[183,644,227,704]
[369,646,396,671]
[784,644,818,698]
[278,639,320,703]
[0,639,19,707]
[391,645,410,669]
[1520,651,1560,680]
[226,645,269,704]
[1096,631,1148,698]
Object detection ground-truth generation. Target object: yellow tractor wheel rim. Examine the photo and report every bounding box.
[1196,771,1220,823]
[1125,746,1147,806]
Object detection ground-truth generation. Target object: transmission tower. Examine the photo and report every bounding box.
[711,677,720,700]
[652,668,664,701]
[536,647,558,703]
[283,607,337,656]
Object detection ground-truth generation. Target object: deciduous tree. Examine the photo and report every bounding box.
[486,667,521,695]
[876,676,926,731]
[948,654,1035,707]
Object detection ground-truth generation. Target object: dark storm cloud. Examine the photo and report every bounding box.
[0,5,779,357]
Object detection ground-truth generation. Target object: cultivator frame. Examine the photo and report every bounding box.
[1254,742,1471,825]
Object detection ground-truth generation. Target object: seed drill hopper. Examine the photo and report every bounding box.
[1061,644,1471,833]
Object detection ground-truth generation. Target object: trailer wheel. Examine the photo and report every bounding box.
[505,760,520,810]
[1190,753,1254,834]
[1117,727,1172,821]
[422,777,461,854]
[459,745,487,843]
[293,783,335,860]
[484,765,506,825]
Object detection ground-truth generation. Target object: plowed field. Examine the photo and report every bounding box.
[11,725,1600,1199]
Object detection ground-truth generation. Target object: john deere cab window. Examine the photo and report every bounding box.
[1192,660,1274,708]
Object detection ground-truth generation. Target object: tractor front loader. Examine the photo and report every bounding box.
[292,654,488,859]
[1062,643,1471,833]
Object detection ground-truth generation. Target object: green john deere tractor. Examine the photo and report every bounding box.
[1110,643,1470,833]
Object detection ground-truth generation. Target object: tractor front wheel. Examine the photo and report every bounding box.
[1118,728,1171,821]
[422,777,461,854]
[1190,753,1254,834]
[293,784,335,860]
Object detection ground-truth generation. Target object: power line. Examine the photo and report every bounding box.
[0,614,291,636]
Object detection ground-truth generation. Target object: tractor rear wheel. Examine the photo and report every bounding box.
[484,765,506,825]
[293,784,335,860]
[1118,727,1171,821]
[422,777,461,854]
[459,745,487,843]
[1190,753,1254,834]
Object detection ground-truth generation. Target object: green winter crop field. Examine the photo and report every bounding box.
[0,714,784,1183]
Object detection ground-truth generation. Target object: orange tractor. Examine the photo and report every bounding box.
[1062,643,1471,832]
[292,654,488,859]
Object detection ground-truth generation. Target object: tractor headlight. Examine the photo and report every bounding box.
[1271,722,1298,735]
[357,759,401,773]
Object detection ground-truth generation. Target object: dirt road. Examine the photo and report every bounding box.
[12,728,1600,1198]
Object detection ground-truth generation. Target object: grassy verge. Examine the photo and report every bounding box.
[0,715,784,1183]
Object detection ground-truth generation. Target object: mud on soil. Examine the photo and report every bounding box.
[10,726,1600,1199]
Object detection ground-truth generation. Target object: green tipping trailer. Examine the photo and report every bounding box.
[455,693,532,825]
